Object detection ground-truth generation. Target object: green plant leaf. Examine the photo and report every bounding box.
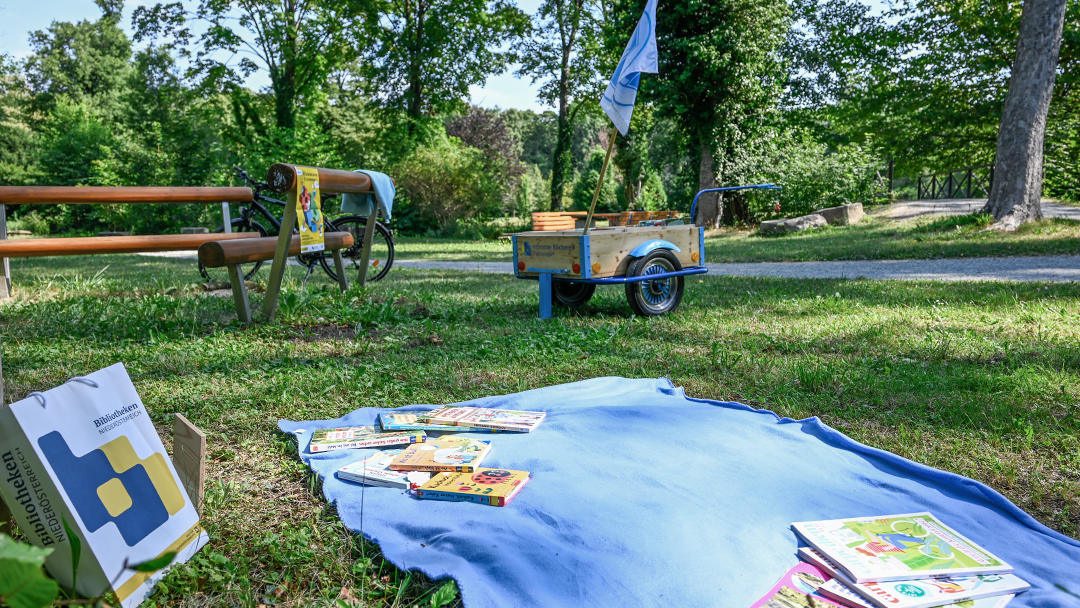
[429,580,458,608]
[63,515,81,596]
[127,551,177,572]
[0,535,59,608]
[0,534,53,564]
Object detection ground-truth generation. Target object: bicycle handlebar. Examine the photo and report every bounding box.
[234,166,270,193]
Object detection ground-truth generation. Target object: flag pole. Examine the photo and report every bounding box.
[583,126,619,236]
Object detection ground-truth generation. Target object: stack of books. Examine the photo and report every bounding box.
[310,407,544,507]
[752,512,1029,608]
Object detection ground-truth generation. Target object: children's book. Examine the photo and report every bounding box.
[336,450,430,489]
[818,576,1022,608]
[423,407,546,432]
[378,411,503,433]
[389,436,492,472]
[309,426,426,452]
[748,562,849,608]
[414,469,531,506]
[800,548,1017,608]
[791,513,1012,583]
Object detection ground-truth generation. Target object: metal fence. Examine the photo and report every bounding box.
[917,165,994,200]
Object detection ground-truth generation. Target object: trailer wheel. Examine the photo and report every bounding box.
[553,281,596,308]
[625,250,685,317]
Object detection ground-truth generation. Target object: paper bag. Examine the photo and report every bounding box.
[0,363,208,606]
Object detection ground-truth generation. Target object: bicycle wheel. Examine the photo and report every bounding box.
[319,215,395,283]
[198,219,268,283]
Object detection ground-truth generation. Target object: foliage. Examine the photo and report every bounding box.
[642,0,791,191]
[24,0,131,117]
[395,134,494,229]
[0,534,57,608]
[787,0,1079,200]
[363,0,528,127]
[446,105,527,212]
[516,0,603,210]
[732,130,885,222]
[133,0,370,130]
[570,145,619,212]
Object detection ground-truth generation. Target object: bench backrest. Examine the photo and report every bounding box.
[0,187,252,205]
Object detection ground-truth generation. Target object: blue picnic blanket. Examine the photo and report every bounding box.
[341,169,395,220]
[278,377,1080,607]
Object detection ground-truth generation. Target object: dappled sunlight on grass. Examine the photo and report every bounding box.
[1,253,1078,605]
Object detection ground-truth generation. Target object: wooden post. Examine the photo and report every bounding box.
[227,264,252,325]
[262,191,298,320]
[221,202,232,233]
[172,414,207,514]
[583,127,619,236]
[0,203,10,298]
[333,250,349,292]
[355,209,379,288]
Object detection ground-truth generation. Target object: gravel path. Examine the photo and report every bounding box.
[871,198,1080,221]
[141,199,1080,282]
[140,255,1080,282]
[395,257,1080,282]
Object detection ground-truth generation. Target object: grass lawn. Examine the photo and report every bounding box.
[393,214,1080,264]
[2,254,1079,606]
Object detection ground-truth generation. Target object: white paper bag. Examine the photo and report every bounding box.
[0,363,208,607]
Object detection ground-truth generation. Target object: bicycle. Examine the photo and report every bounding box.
[198,167,396,285]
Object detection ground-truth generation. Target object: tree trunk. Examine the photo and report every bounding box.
[694,141,721,228]
[981,0,1067,230]
[550,111,572,211]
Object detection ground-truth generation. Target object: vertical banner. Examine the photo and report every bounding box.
[295,167,325,253]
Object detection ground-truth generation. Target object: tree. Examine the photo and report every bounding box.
[982,0,1069,229]
[24,0,132,118]
[364,0,527,134]
[133,0,371,130]
[785,0,1078,191]
[636,0,790,228]
[446,105,527,212]
[516,0,602,210]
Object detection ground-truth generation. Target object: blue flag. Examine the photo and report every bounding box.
[600,0,659,136]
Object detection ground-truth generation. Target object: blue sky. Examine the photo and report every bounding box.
[0,0,887,113]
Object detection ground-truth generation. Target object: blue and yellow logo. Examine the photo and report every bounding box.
[38,431,185,546]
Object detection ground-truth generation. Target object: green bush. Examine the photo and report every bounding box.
[725,130,886,224]
[394,135,499,230]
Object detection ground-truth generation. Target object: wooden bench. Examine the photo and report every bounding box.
[0,186,253,296]
[531,212,576,231]
[198,232,354,324]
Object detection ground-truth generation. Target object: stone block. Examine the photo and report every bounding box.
[181,227,211,234]
[760,213,828,235]
[96,231,131,237]
[813,203,864,226]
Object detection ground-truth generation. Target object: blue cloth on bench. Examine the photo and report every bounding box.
[278,377,1080,608]
[340,169,395,220]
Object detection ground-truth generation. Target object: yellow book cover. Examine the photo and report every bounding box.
[389,436,492,472]
[414,468,531,507]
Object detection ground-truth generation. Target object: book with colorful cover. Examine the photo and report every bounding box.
[336,450,431,489]
[377,411,503,433]
[389,436,492,472]
[423,407,546,432]
[819,575,1023,608]
[791,513,1012,583]
[749,562,848,608]
[800,548,1017,608]
[414,469,531,506]
[309,426,426,452]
